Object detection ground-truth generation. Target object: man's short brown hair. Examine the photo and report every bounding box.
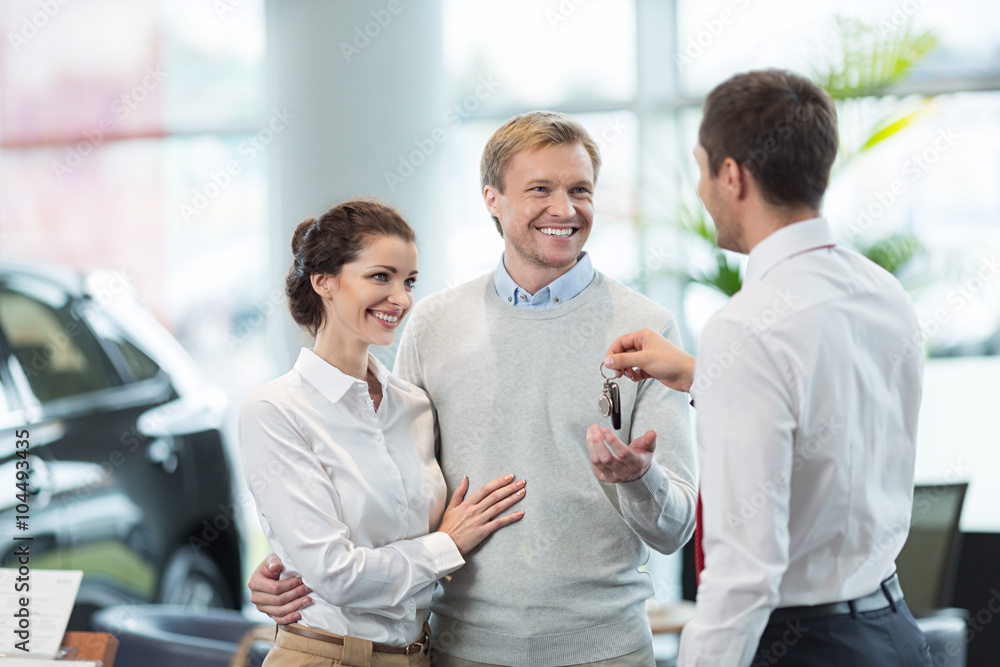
[699,69,838,210]
[480,110,602,236]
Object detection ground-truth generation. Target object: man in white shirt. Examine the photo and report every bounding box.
[605,70,931,666]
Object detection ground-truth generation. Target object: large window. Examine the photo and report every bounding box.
[438,0,1000,351]
[0,0,271,391]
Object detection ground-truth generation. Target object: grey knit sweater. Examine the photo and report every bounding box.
[394,270,697,666]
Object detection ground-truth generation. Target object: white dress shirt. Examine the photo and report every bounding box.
[239,348,464,645]
[678,218,924,666]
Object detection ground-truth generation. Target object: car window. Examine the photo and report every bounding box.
[82,304,163,383]
[0,286,118,403]
[111,336,161,382]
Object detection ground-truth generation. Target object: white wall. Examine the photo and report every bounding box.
[266,0,446,367]
[915,356,1000,532]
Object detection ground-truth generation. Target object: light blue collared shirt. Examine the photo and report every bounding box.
[493,252,595,308]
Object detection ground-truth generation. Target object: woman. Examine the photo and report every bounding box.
[240,198,525,667]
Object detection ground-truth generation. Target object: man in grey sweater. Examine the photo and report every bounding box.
[249,111,697,666]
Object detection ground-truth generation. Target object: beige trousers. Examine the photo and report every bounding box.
[430,643,656,667]
[263,624,430,667]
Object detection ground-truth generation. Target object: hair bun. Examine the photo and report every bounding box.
[291,217,318,255]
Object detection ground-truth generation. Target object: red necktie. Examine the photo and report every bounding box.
[695,491,704,586]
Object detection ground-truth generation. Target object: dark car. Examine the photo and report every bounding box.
[0,259,242,629]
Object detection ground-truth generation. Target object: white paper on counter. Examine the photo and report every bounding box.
[0,568,83,659]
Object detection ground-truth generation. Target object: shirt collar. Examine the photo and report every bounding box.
[493,251,595,307]
[293,348,402,405]
[742,217,837,288]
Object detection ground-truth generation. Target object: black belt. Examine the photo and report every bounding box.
[768,574,905,625]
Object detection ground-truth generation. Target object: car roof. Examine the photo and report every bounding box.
[0,256,212,397]
[0,257,87,297]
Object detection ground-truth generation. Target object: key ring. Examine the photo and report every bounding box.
[600,363,622,380]
[599,362,623,430]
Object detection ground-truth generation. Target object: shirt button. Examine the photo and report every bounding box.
[409,601,415,611]
[519,294,526,301]
[507,296,512,302]
[554,297,560,303]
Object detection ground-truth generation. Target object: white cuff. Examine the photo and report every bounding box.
[418,531,466,576]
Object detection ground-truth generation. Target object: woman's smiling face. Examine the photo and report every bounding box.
[319,235,418,347]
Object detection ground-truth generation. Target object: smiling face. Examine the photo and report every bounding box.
[694,141,745,253]
[319,235,418,348]
[484,142,595,289]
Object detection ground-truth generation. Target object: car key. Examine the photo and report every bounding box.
[598,363,622,430]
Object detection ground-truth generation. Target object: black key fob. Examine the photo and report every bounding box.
[599,364,623,430]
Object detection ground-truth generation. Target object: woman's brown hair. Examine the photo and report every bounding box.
[285,198,416,337]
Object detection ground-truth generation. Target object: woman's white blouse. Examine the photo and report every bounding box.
[239,348,464,645]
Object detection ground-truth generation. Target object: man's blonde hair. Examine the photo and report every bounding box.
[480,111,602,236]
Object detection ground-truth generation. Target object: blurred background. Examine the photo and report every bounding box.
[1,0,998,662]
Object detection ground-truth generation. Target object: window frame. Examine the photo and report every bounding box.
[77,300,166,386]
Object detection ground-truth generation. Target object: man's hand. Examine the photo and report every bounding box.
[248,553,312,624]
[605,328,696,393]
[587,425,656,483]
